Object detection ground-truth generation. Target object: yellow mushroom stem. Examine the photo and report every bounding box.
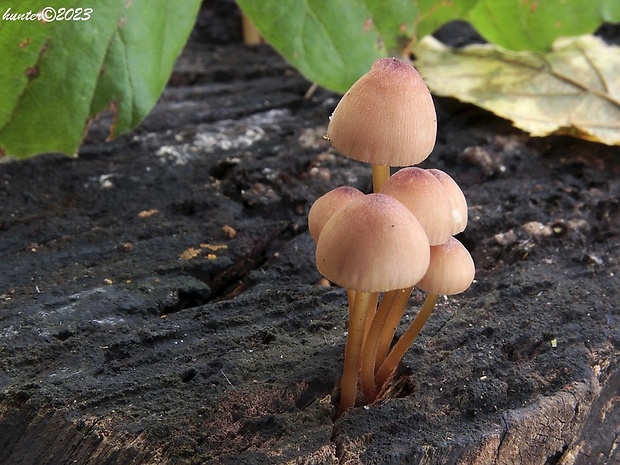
[347,289,356,310]
[347,290,378,346]
[358,286,413,404]
[374,292,439,390]
[372,164,391,192]
[373,287,415,372]
[362,293,379,346]
[338,290,374,416]
[352,162,412,404]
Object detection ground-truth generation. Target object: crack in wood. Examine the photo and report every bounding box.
[186,221,300,304]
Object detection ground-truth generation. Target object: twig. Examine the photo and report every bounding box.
[221,370,237,390]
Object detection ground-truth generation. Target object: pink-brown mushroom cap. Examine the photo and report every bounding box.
[326,58,437,167]
[428,169,468,235]
[316,194,430,292]
[416,237,475,295]
[381,167,454,246]
[308,186,364,241]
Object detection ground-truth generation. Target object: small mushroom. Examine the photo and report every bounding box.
[374,237,475,390]
[381,167,454,246]
[416,237,475,296]
[308,186,364,241]
[316,193,430,293]
[428,169,468,235]
[315,193,430,415]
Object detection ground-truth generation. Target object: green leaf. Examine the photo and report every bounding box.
[363,0,477,54]
[414,35,620,145]
[236,0,480,92]
[410,0,478,43]
[238,0,614,94]
[602,0,620,21]
[237,0,386,93]
[362,0,419,55]
[0,0,201,159]
[465,0,614,52]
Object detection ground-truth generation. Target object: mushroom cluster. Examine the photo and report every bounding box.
[309,58,475,416]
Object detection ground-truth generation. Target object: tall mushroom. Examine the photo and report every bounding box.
[358,167,462,388]
[326,57,437,192]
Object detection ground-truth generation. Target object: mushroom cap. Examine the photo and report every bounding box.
[308,186,364,241]
[416,237,475,295]
[428,169,468,235]
[381,167,453,246]
[326,57,437,167]
[316,193,430,292]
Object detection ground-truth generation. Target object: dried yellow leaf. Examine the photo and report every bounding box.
[415,35,620,145]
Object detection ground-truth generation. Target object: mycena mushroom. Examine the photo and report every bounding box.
[325,57,437,192]
[357,166,455,402]
[309,56,474,415]
[308,186,364,242]
[315,193,430,416]
[370,169,471,395]
[374,237,475,390]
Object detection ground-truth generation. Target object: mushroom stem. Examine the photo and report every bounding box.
[374,292,439,390]
[373,286,414,371]
[347,289,356,310]
[348,289,378,351]
[372,164,391,192]
[338,290,374,416]
[358,286,414,403]
[358,290,398,403]
[362,293,379,347]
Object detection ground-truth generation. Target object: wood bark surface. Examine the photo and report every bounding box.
[1,8,619,465]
